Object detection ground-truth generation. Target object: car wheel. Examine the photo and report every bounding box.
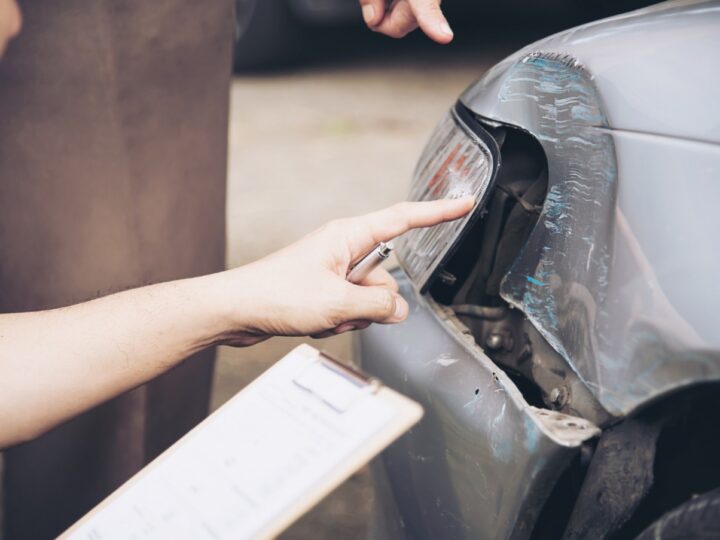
[635,488,720,540]
[233,0,304,70]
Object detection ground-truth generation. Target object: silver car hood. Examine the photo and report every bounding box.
[459,0,720,416]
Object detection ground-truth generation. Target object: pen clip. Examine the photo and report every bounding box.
[317,351,381,390]
[292,351,381,413]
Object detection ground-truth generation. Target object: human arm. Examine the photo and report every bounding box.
[0,198,472,447]
[358,0,453,43]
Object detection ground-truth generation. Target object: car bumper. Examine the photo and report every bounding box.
[357,269,598,540]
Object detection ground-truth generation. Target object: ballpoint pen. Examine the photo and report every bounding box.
[346,242,394,284]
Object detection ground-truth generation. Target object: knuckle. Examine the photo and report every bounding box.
[377,291,396,318]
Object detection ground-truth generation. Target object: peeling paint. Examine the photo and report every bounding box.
[477,52,620,410]
[489,402,513,462]
[524,415,541,454]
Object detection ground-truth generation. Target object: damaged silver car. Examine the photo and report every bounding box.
[358,1,720,538]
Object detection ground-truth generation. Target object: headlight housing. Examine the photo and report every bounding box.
[397,103,500,293]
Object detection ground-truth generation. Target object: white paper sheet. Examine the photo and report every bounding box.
[68,346,400,540]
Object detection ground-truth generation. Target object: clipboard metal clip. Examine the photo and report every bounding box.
[292,351,381,413]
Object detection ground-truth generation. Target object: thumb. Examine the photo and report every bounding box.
[341,284,409,324]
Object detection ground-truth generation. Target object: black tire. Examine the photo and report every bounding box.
[233,0,305,70]
[635,488,720,540]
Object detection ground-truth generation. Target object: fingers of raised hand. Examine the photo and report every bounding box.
[367,1,417,39]
[408,0,453,43]
[358,0,386,27]
[360,0,452,43]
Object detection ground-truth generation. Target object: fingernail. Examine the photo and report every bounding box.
[392,294,408,321]
[362,4,375,24]
[335,323,357,334]
[452,195,474,207]
[440,21,453,37]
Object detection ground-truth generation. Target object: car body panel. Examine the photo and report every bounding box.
[359,272,598,540]
[458,0,720,416]
[360,2,720,538]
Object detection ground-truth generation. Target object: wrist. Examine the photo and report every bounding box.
[194,267,267,347]
[167,274,234,349]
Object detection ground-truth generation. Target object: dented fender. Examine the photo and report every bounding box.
[459,3,720,416]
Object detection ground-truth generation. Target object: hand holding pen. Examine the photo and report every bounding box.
[218,198,474,343]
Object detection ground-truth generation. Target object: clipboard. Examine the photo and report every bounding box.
[60,344,423,540]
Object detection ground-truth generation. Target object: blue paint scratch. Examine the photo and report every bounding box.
[524,415,541,453]
[526,276,546,287]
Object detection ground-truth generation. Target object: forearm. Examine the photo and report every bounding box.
[0,274,229,447]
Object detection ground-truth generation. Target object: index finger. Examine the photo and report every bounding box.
[408,0,453,44]
[347,197,474,260]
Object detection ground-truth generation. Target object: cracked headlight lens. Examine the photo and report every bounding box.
[398,103,499,293]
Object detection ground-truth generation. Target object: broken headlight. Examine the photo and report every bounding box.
[398,102,499,293]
